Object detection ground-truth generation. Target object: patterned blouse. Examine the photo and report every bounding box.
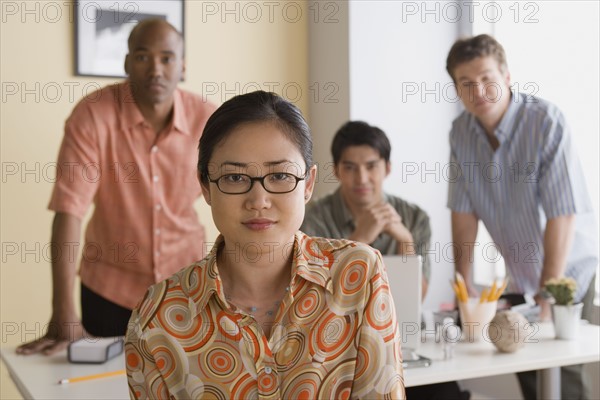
[125,231,405,399]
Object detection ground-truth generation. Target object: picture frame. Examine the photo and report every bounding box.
[75,0,184,78]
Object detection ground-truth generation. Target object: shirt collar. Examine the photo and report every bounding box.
[170,89,191,135]
[292,231,334,294]
[183,232,334,318]
[467,91,521,147]
[119,82,145,129]
[177,235,223,319]
[332,188,355,228]
[494,91,521,144]
[119,81,190,136]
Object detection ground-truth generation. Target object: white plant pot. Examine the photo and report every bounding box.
[551,303,583,340]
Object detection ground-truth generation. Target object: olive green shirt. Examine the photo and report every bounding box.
[301,188,431,281]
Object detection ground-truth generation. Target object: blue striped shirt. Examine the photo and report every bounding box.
[447,92,598,301]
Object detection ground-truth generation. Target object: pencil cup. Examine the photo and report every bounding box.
[458,298,498,342]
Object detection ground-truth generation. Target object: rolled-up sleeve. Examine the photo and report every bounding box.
[48,103,100,219]
[538,111,591,218]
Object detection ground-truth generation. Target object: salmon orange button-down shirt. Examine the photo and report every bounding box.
[48,82,216,309]
[125,232,405,399]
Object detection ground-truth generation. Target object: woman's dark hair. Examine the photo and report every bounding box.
[331,121,391,165]
[198,91,313,183]
[446,34,508,82]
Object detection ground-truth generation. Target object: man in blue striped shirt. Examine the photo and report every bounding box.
[446,34,598,400]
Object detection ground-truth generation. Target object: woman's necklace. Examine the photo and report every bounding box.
[225,286,290,317]
[218,250,291,318]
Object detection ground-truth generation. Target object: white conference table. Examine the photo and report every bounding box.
[2,322,599,399]
[1,347,127,399]
[405,321,599,398]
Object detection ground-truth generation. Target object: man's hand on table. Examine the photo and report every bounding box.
[16,313,87,356]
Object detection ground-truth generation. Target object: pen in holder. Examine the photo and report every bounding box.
[452,273,506,342]
[458,298,498,342]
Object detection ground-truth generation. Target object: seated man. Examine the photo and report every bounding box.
[301,120,431,297]
[302,120,470,400]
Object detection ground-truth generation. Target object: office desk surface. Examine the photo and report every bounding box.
[2,323,599,399]
[1,347,127,399]
[405,322,600,387]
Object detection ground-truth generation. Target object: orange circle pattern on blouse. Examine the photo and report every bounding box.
[125,232,405,399]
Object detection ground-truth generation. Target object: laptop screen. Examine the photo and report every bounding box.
[381,255,422,351]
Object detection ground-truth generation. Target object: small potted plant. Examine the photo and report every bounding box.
[543,277,582,340]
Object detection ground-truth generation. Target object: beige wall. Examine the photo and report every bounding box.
[0,2,307,398]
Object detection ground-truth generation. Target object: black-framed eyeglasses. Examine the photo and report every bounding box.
[208,172,307,195]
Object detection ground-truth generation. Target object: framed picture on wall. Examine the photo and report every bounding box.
[75,0,184,78]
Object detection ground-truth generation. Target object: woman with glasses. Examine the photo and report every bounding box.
[125,91,405,399]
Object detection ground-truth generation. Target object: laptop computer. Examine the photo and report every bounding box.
[382,254,431,368]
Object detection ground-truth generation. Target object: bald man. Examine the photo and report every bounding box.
[17,19,216,355]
